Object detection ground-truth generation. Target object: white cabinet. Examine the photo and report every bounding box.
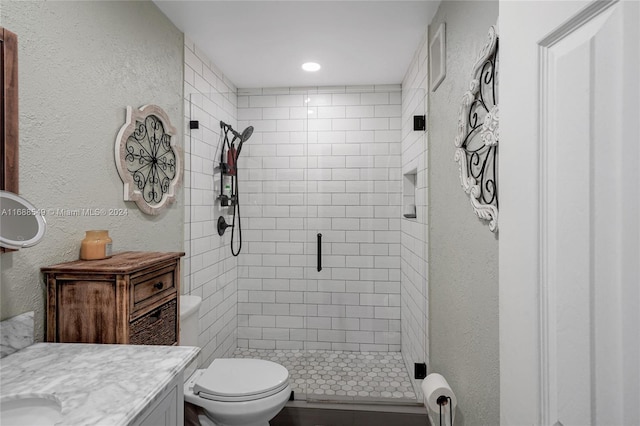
[134,373,184,426]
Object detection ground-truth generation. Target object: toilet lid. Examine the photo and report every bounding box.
[194,358,289,401]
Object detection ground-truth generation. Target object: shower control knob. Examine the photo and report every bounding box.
[217,216,233,236]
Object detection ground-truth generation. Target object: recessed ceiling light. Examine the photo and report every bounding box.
[302,62,321,72]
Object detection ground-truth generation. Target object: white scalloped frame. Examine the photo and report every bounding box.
[115,105,182,215]
[454,26,499,232]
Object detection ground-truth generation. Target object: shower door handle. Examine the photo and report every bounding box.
[317,233,322,272]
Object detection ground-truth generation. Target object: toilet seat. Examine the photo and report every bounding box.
[193,359,290,403]
[198,381,290,402]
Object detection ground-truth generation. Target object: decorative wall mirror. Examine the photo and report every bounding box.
[115,105,182,215]
[454,25,499,232]
[0,190,47,249]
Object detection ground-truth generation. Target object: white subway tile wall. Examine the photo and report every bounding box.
[185,41,428,399]
[184,35,238,366]
[236,86,402,352]
[400,29,429,400]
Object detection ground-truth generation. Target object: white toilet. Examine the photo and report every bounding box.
[180,295,291,426]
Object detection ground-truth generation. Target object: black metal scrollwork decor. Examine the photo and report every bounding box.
[454,26,499,232]
[116,105,181,215]
[125,116,177,204]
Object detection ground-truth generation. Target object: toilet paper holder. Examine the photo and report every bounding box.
[436,396,453,426]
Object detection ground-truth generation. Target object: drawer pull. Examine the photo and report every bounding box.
[153,282,164,290]
[150,309,162,320]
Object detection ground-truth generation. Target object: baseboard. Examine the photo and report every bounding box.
[285,399,427,415]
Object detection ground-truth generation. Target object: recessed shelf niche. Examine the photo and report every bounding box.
[403,170,417,219]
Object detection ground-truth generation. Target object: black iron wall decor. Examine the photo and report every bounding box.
[115,105,182,215]
[454,25,499,232]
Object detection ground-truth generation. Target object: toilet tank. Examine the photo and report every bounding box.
[180,295,201,347]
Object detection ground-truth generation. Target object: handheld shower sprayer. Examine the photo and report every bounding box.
[221,121,253,145]
[217,121,253,256]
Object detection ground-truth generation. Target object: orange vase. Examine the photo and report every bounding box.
[80,230,113,260]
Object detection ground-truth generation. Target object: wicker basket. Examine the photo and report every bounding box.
[130,299,177,345]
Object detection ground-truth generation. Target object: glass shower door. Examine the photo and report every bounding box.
[301,86,417,404]
[229,85,417,404]
[303,88,366,402]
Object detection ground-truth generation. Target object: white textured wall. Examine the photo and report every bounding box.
[400,28,429,399]
[236,86,402,351]
[428,1,499,424]
[183,36,239,366]
[0,1,184,340]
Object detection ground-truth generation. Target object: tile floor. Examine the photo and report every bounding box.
[232,349,418,403]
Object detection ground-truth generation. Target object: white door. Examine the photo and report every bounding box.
[499,0,639,424]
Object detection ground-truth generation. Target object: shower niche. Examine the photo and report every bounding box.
[403,170,417,219]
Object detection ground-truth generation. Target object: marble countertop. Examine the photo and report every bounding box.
[0,343,199,425]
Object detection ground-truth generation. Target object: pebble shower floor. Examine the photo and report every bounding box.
[233,349,418,403]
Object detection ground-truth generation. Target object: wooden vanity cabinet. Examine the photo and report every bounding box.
[43,251,184,345]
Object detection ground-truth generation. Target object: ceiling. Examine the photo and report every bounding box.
[154,1,440,88]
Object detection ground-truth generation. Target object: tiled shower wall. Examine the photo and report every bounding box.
[183,36,239,366]
[236,86,403,351]
[400,30,429,399]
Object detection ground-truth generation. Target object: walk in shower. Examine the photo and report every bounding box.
[186,85,427,405]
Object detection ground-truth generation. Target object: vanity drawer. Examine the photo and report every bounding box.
[129,299,177,346]
[132,265,176,308]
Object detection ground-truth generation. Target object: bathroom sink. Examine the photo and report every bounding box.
[0,394,62,426]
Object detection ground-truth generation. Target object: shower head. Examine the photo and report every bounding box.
[220,121,252,142]
[228,125,253,144]
[220,121,254,157]
[239,126,253,143]
[236,126,253,157]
